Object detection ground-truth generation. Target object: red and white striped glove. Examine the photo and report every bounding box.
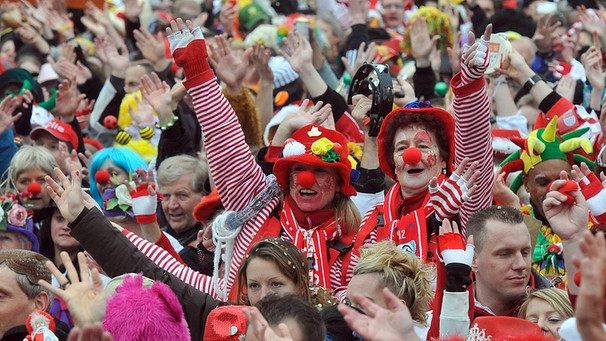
[429,173,472,222]
[578,172,606,223]
[167,23,214,86]
[130,184,157,224]
[460,35,489,84]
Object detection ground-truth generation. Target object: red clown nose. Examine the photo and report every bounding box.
[402,147,422,165]
[297,170,316,188]
[94,170,111,184]
[27,182,42,196]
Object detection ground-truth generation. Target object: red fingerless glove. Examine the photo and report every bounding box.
[130,184,157,224]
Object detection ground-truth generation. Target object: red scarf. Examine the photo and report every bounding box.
[280,196,340,289]
[378,174,446,261]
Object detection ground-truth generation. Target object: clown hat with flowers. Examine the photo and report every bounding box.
[0,194,38,252]
[273,125,359,197]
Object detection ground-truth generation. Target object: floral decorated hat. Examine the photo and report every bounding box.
[103,184,135,220]
[0,194,39,252]
[273,125,359,196]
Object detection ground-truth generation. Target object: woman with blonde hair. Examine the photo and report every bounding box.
[347,240,435,339]
[518,288,574,339]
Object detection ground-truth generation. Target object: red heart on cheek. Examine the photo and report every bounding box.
[557,180,578,204]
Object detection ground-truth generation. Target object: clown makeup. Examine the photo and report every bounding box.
[289,163,340,212]
[392,126,445,197]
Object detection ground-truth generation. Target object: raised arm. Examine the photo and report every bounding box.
[451,25,494,226]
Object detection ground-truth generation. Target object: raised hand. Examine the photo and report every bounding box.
[123,0,143,22]
[410,17,440,68]
[95,35,129,77]
[55,76,86,120]
[341,42,379,78]
[338,288,422,341]
[0,95,21,135]
[45,166,86,223]
[134,29,168,70]
[492,171,520,208]
[461,24,491,82]
[438,219,474,267]
[38,252,107,327]
[271,99,332,145]
[571,230,606,341]
[429,158,479,222]
[533,14,560,54]
[140,73,173,125]
[543,171,588,241]
[280,30,313,73]
[128,94,155,127]
[207,33,251,92]
[350,94,373,134]
[250,44,274,82]
[243,307,295,341]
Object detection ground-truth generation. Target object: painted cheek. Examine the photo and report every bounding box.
[317,175,337,193]
[426,152,438,168]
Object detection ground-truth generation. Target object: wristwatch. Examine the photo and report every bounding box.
[523,74,542,92]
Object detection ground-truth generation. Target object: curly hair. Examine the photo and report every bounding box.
[353,241,435,325]
[379,112,451,174]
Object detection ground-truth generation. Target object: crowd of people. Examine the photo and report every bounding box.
[0,0,606,340]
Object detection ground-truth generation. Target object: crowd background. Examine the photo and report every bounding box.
[1,0,606,340]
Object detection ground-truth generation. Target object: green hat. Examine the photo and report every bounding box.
[238,3,269,32]
[499,116,594,192]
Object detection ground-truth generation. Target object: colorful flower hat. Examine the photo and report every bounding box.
[103,185,135,220]
[499,116,594,192]
[377,101,456,181]
[273,125,359,196]
[0,194,38,252]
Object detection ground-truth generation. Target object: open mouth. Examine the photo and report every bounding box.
[299,189,318,196]
[407,168,423,174]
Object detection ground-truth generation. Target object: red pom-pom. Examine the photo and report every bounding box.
[297,170,316,188]
[558,180,578,204]
[574,271,581,287]
[95,170,111,184]
[402,147,422,165]
[103,116,118,129]
[27,182,42,196]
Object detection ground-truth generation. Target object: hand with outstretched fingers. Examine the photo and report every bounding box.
[243,307,294,341]
[38,252,107,327]
[571,230,606,341]
[438,219,474,267]
[45,166,86,223]
[429,158,479,222]
[460,24,491,83]
[338,288,422,341]
[0,95,21,135]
